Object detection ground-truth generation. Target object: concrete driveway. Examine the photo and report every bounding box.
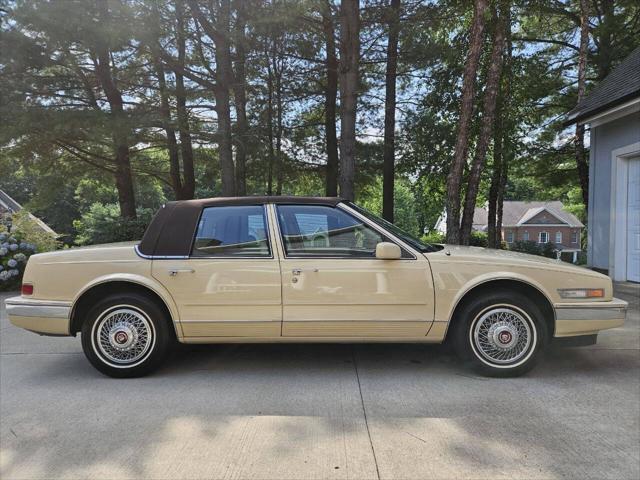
[1,284,638,480]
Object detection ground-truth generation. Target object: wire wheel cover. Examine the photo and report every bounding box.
[94,307,154,365]
[472,307,534,365]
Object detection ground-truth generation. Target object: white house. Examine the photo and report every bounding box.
[565,46,640,282]
[0,189,57,235]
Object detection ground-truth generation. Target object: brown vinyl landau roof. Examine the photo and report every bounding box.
[137,196,344,257]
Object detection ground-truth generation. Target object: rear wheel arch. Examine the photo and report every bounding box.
[445,279,555,341]
[70,281,179,340]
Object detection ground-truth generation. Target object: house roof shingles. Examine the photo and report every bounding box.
[565,46,640,125]
[497,201,583,228]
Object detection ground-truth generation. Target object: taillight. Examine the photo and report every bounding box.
[21,283,34,296]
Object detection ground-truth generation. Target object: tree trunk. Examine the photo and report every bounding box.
[188,0,235,196]
[94,0,136,219]
[233,0,248,196]
[382,0,400,223]
[444,0,488,244]
[175,0,195,199]
[272,33,285,196]
[338,0,360,201]
[275,56,284,196]
[496,147,508,246]
[487,109,503,249]
[153,55,184,199]
[595,0,614,80]
[459,2,507,245]
[496,7,512,249]
[321,0,339,197]
[266,50,275,196]
[214,0,236,196]
[575,0,590,210]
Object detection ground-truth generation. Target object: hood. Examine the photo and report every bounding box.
[428,244,605,278]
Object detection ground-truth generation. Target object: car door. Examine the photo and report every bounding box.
[152,205,282,338]
[271,203,434,337]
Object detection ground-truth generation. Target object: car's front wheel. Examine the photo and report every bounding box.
[452,291,548,377]
[81,293,171,378]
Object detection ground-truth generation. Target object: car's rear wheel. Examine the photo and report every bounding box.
[452,291,548,377]
[81,293,171,378]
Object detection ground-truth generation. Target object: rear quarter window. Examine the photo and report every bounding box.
[191,205,270,257]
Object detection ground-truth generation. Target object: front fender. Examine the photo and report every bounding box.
[446,271,554,323]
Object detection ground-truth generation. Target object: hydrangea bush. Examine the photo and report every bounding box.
[1,211,58,291]
[0,232,37,291]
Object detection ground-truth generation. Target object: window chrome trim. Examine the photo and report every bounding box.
[134,245,189,260]
[338,203,418,259]
[272,203,417,260]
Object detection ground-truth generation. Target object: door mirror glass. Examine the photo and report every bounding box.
[375,242,402,259]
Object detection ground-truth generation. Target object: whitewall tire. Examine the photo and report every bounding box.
[81,293,171,378]
[452,291,548,377]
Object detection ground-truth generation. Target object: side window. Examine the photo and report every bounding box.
[276,205,406,258]
[191,206,270,257]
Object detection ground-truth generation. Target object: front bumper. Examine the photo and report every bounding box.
[554,297,627,337]
[5,296,72,336]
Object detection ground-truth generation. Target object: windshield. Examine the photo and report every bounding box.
[346,202,441,253]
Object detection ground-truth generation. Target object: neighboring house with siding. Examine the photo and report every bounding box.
[0,189,57,235]
[565,46,640,282]
[434,201,584,261]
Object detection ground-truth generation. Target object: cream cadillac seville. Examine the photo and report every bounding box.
[5,197,627,378]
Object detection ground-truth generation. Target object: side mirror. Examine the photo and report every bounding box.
[375,242,402,260]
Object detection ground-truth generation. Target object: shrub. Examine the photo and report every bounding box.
[541,242,558,259]
[421,231,488,247]
[469,231,488,247]
[73,203,151,245]
[0,212,49,291]
[422,231,445,244]
[509,240,560,259]
[2,210,59,252]
[509,240,542,255]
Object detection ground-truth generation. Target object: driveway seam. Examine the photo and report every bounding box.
[352,345,381,480]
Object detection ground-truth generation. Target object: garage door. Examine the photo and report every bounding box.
[628,158,640,282]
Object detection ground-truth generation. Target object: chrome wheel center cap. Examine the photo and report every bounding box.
[108,324,137,350]
[488,323,518,350]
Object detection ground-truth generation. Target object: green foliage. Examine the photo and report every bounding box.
[509,240,541,255]
[73,204,151,246]
[2,0,638,250]
[509,240,557,259]
[358,177,420,236]
[420,231,488,247]
[422,231,445,244]
[0,212,58,291]
[2,211,59,252]
[469,231,488,247]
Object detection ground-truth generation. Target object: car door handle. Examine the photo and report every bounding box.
[168,268,195,276]
[292,268,319,276]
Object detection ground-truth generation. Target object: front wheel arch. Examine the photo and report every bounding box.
[444,279,555,343]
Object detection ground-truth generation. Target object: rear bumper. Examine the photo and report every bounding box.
[554,297,627,337]
[5,296,71,336]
